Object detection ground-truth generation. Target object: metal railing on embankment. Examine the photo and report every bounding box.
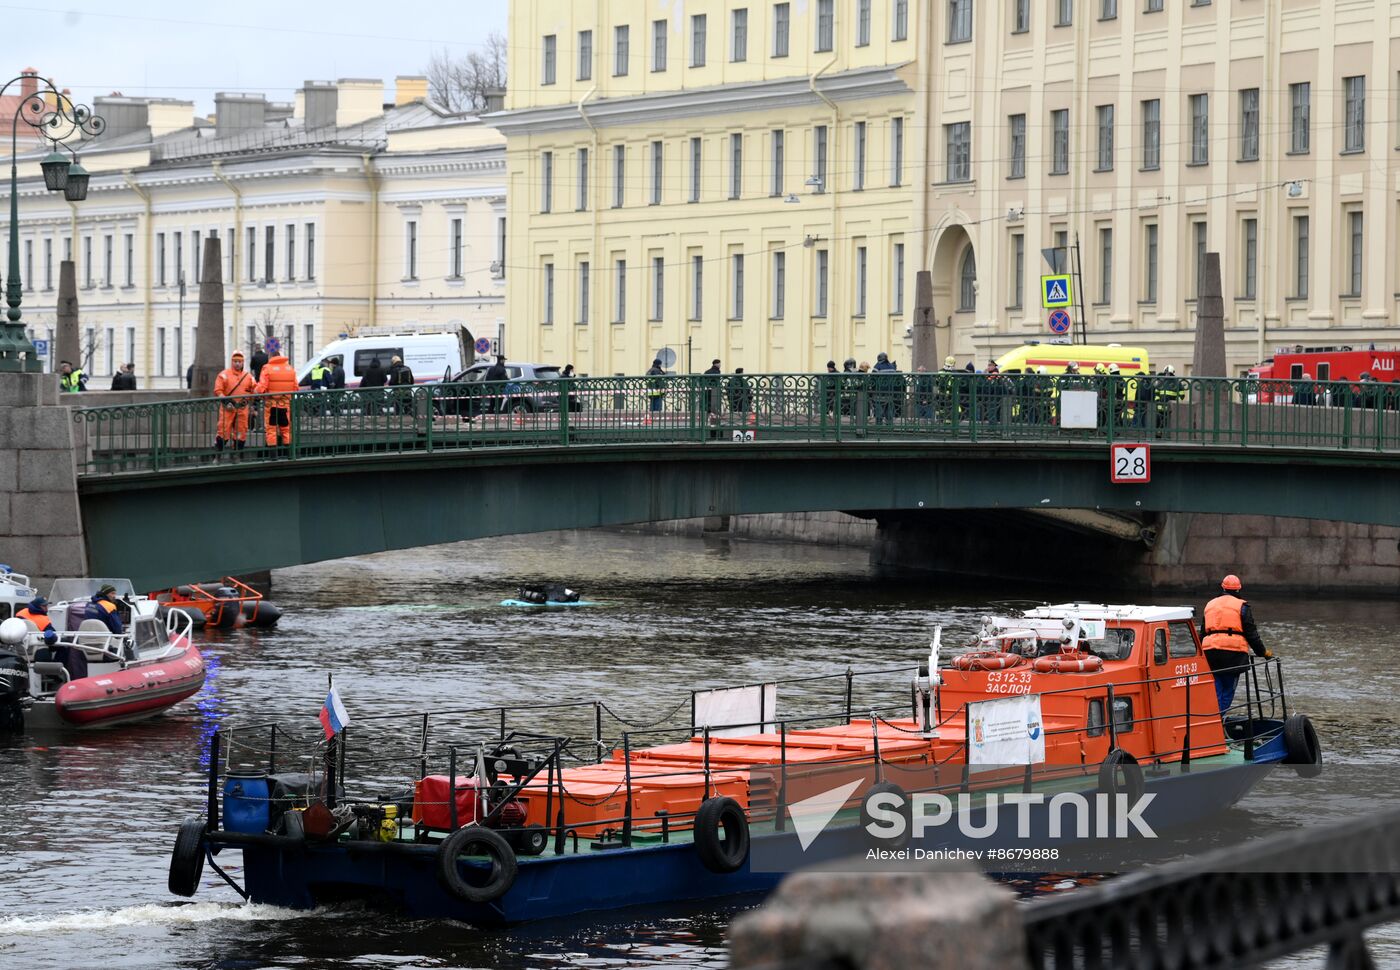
[69,373,1400,476]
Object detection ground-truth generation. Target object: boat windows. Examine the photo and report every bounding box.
[1094,629,1135,662]
[1168,621,1198,658]
[1087,698,1105,737]
[353,348,402,376]
[133,618,165,655]
[1153,629,1168,665]
[1112,696,1134,733]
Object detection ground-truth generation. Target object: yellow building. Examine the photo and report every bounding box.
[496,0,923,374]
[7,77,506,386]
[925,0,1400,374]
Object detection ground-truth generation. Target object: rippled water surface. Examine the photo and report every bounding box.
[2,530,1397,969]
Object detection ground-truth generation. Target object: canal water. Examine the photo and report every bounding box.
[2,530,1397,970]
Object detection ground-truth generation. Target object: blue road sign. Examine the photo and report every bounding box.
[1041,274,1072,308]
[32,338,49,356]
[1047,309,1072,335]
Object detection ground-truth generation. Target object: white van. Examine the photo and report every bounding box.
[296,327,474,388]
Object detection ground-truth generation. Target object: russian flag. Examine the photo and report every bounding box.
[319,686,350,740]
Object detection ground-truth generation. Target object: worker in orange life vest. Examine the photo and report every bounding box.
[254,353,299,453]
[1201,574,1272,714]
[214,351,256,454]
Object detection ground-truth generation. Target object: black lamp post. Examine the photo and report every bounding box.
[0,81,103,373]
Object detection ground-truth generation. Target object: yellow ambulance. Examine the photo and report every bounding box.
[995,343,1150,375]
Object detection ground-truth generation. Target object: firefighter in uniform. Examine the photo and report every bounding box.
[1154,364,1183,435]
[1201,574,1271,714]
[214,351,256,454]
[255,353,299,454]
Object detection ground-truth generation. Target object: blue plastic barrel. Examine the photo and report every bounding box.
[223,773,270,833]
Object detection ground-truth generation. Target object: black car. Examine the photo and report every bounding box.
[437,362,562,416]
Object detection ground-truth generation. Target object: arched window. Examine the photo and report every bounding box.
[958,248,977,310]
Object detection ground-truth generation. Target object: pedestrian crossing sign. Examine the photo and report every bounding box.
[1041,275,1072,308]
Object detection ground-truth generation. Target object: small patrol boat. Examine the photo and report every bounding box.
[151,577,282,630]
[0,576,205,731]
[166,603,1321,925]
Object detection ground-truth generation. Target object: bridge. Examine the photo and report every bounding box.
[64,372,1400,589]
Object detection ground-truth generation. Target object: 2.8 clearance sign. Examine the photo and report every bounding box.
[1110,443,1151,483]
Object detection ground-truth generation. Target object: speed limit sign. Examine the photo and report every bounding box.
[1110,443,1151,483]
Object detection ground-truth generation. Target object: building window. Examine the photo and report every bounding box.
[948,0,972,42]
[578,30,593,80]
[855,0,871,46]
[1290,82,1310,154]
[125,326,135,368]
[1056,0,1073,26]
[891,117,905,186]
[731,8,748,61]
[305,223,316,280]
[815,249,829,317]
[615,25,631,76]
[691,14,707,66]
[893,241,905,314]
[689,137,702,202]
[854,120,867,190]
[958,249,976,310]
[1145,0,1162,10]
[543,34,557,85]
[78,236,90,288]
[1144,223,1158,303]
[450,218,463,277]
[652,19,667,71]
[1344,76,1366,152]
[157,327,166,376]
[732,253,745,319]
[304,324,315,364]
[1096,104,1114,171]
[894,0,909,40]
[1051,109,1069,174]
[615,259,628,322]
[543,262,555,324]
[613,144,626,208]
[652,256,665,320]
[1142,99,1161,170]
[404,221,417,280]
[1014,0,1030,31]
[541,151,553,212]
[175,232,184,286]
[814,125,828,192]
[579,260,591,323]
[1101,0,1116,18]
[44,237,52,289]
[1239,88,1260,161]
[729,133,743,199]
[577,147,589,211]
[1010,233,1024,308]
[102,234,112,287]
[246,226,256,282]
[1009,114,1026,178]
[773,2,790,57]
[816,0,834,51]
[770,129,784,196]
[650,140,663,205]
[945,122,970,182]
[156,232,166,287]
[1347,211,1363,297]
[1293,214,1309,299]
[772,251,786,318]
[1190,94,1209,164]
[1191,220,1208,298]
[1242,217,1257,300]
[855,245,868,316]
[193,229,202,282]
[1098,227,1112,304]
[691,254,703,320]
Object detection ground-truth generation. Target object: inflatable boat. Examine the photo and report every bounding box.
[152,576,282,630]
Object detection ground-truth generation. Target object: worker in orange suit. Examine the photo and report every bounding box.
[214,351,256,455]
[254,353,299,455]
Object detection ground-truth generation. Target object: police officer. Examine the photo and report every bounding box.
[645,358,667,413]
[59,360,87,392]
[1201,574,1271,714]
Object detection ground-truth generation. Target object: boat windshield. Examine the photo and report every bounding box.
[48,578,137,603]
[132,617,166,655]
[1094,628,1136,661]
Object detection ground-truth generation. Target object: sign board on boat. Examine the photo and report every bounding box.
[968,694,1046,766]
[1110,443,1151,483]
[693,682,777,738]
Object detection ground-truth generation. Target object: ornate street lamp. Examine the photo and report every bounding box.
[0,81,103,373]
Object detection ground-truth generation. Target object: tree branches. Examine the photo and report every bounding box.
[424,33,508,114]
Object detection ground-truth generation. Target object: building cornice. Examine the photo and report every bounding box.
[487,63,915,136]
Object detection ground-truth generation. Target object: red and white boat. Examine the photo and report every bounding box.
[0,576,205,730]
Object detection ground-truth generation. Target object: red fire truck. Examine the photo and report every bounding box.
[1247,345,1400,403]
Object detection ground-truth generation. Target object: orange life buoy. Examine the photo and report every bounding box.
[1032,652,1105,674]
[952,651,1024,671]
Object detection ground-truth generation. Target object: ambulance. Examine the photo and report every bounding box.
[995,343,1151,375]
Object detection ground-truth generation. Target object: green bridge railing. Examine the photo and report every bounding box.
[69,372,1400,477]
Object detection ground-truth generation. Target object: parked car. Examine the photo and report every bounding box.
[437,362,562,416]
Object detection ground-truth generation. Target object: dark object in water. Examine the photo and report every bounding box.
[515,584,580,605]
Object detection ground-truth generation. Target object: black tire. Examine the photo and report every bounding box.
[1098,749,1145,806]
[509,400,533,414]
[437,825,518,904]
[860,781,911,850]
[693,796,749,874]
[512,824,548,857]
[281,809,305,841]
[168,817,206,897]
[1283,714,1322,778]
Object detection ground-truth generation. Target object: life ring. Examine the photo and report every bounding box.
[859,781,911,851]
[1097,749,1145,807]
[167,817,207,897]
[952,651,1024,671]
[437,825,518,904]
[694,796,750,874]
[1032,652,1104,674]
[1283,713,1322,778]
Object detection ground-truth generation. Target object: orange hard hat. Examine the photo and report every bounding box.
[1221,574,1242,591]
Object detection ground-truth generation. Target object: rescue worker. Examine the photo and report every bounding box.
[84,584,124,635]
[1202,574,1271,714]
[21,596,88,681]
[1154,364,1184,433]
[254,351,299,455]
[871,352,899,425]
[1106,362,1130,426]
[16,597,58,649]
[387,355,416,416]
[213,351,256,455]
[645,358,667,413]
[59,360,86,392]
[304,358,329,390]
